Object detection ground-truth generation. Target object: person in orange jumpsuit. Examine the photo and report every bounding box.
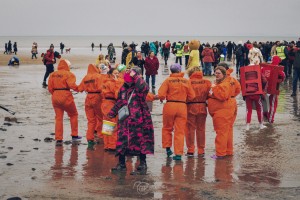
[48,59,81,146]
[158,63,195,161]
[101,67,124,151]
[207,66,234,159]
[78,64,104,149]
[185,66,211,157]
[217,63,241,156]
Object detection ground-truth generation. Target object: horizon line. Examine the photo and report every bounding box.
[0,35,298,38]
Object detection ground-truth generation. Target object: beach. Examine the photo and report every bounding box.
[0,38,300,199]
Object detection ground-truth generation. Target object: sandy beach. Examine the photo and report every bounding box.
[0,49,300,199]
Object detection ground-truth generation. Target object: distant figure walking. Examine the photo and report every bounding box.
[60,42,65,54]
[4,43,8,54]
[13,42,17,55]
[43,44,55,87]
[99,43,102,51]
[91,43,95,51]
[31,42,38,59]
[7,40,12,54]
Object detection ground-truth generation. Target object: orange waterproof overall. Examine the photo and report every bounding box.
[78,64,104,141]
[186,71,211,154]
[226,69,241,155]
[207,79,233,157]
[101,77,124,149]
[95,74,109,139]
[158,72,195,155]
[48,60,79,141]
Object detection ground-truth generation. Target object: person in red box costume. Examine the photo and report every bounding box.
[245,43,267,131]
[268,56,285,123]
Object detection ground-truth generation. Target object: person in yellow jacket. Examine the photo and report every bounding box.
[126,44,137,69]
[175,41,184,65]
[276,41,289,77]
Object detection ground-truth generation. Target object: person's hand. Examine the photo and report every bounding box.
[130,70,136,77]
[154,95,159,100]
[211,83,216,88]
[113,74,118,81]
[107,114,113,119]
[52,59,55,62]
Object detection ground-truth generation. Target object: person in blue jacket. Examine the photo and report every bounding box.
[150,42,157,55]
[8,56,20,65]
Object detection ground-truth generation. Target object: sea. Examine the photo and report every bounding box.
[0,35,297,55]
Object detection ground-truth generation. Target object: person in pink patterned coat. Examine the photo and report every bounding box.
[108,66,154,172]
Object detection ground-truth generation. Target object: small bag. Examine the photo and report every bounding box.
[118,90,134,121]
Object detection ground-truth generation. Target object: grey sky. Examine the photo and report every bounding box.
[0,0,299,36]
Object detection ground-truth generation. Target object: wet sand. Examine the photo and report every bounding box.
[1,51,300,199]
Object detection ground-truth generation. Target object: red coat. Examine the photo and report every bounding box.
[44,49,55,65]
[144,56,159,76]
[201,48,215,63]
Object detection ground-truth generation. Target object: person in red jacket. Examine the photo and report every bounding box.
[201,43,215,76]
[268,56,285,123]
[144,51,159,93]
[43,44,55,87]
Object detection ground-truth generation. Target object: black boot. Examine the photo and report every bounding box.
[42,82,48,87]
[112,155,126,171]
[111,163,127,171]
[137,161,147,171]
[137,153,147,171]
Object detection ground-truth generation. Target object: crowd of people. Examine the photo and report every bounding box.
[41,37,300,173]
[3,40,17,55]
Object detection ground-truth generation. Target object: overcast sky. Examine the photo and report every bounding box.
[0,0,299,36]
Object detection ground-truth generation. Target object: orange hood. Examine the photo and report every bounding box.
[87,64,100,74]
[190,71,203,79]
[58,59,71,71]
[170,72,184,78]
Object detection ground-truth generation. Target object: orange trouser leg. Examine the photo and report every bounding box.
[85,104,96,141]
[186,113,196,153]
[227,104,237,155]
[196,114,207,155]
[162,103,176,149]
[64,101,78,137]
[173,104,187,156]
[53,105,64,141]
[213,110,231,157]
[102,100,117,149]
[96,101,103,138]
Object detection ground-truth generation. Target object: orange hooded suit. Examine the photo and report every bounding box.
[78,64,104,141]
[186,71,211,155]
[101,76,124,150]
[207,78,234,157]
[158,72,195,156]
[48,59,79,141]
[226,69,241,156]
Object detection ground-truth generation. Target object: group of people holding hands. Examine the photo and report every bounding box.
[46,39,284,172]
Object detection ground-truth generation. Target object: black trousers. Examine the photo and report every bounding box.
[176,56,182,65]
[43,64,54,82]
[119,153,146,165]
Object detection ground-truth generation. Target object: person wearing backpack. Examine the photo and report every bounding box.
[183,41,190,67]
[235,41,245,76]
[43,44,55,87]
